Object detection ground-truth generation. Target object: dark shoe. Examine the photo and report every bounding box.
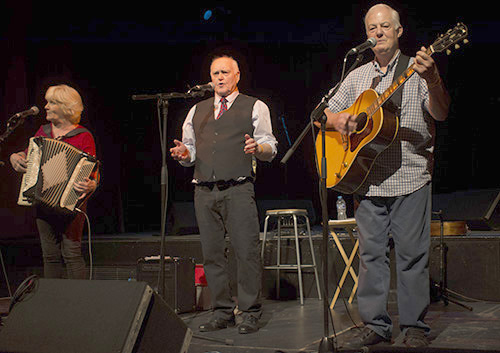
[403,327,429,348]
[345,327,390,349]
[199,316,235,332]
[238,315,259,334]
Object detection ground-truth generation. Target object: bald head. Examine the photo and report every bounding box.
[210,56,240,97]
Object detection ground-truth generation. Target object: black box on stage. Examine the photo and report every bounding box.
[433,189,500,230]
[137,256,196,313]
[0,279,191,353]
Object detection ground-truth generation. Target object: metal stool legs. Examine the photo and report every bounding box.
[261,210,322,305]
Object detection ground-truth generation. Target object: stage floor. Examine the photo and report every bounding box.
[181,298,500,353]
[2,227,500,352]
[1,291,499,352]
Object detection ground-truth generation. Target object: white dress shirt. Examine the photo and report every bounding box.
[180,90,278,167]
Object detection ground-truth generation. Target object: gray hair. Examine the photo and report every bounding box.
[364,4,401,30]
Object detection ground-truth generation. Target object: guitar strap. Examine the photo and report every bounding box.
[389,53,410,116]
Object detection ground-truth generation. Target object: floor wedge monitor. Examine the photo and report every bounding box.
[0,278,191,353]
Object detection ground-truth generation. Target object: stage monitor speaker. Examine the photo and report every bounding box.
[0,279,191,353]
[433,189,500,230]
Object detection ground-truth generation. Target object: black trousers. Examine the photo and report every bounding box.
[194,181,262,319]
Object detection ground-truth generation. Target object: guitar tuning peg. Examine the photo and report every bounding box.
[446,49,452,55]
[455,44,460,49]
[463,39,469,44]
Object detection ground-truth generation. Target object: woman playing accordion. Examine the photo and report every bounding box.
[10,84,98,279]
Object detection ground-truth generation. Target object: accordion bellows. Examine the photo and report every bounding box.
[18,137,98,214]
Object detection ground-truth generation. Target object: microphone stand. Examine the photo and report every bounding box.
[0,113,31,167]
[281,53,364,353]
[0,112,33,299]
[131,89,210,298]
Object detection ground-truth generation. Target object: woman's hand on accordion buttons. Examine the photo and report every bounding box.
[10,152,27,173]
[74,178,97,200]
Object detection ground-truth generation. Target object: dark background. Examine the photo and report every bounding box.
[0,1,497,237]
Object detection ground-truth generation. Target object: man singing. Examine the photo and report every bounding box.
[171,54,277,334]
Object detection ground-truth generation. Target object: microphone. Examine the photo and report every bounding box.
[13,106,40,118]
[187,82,214,94]
[347,37,377,55]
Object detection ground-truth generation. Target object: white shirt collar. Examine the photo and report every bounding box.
[215,89,239,104]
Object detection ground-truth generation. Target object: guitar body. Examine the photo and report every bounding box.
[315,89,399,194]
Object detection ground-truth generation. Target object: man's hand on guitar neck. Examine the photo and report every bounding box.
[413,46,441,87]
[315,109,358,135]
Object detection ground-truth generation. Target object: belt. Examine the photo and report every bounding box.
[195,177,253,190]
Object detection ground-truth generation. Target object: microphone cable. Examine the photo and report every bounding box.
[8,274,38,312]
[75,208,93,280]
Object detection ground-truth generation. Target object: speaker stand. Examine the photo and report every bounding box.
[432,210,473,311]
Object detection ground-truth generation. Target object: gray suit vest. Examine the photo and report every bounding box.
[192,94,257,182]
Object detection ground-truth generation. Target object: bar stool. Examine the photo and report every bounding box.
[261,209,322,305]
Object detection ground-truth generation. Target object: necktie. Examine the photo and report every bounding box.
[216,97,227,119]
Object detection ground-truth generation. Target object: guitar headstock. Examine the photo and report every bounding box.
[430,22,469,55]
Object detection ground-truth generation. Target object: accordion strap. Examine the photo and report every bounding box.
[42,124,93,140]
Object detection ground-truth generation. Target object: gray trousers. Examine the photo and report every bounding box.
[354,183,431,339]
[36,217,86,280]
[194,182,262,320]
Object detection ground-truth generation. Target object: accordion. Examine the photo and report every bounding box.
[18,137,98,214]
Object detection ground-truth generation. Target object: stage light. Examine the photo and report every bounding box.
[203,10,213,21]
[202,7,230,22]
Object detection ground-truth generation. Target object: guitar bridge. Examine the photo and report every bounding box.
[341,134,348,151]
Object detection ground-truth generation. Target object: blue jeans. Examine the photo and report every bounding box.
[354,183,431,339]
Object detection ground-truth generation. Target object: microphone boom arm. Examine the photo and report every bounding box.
[281,53,364,165]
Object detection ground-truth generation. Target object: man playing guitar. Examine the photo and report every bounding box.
[323,3,451,349]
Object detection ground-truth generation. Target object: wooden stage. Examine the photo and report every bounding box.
[182,299,500,353]
[1,226,500,352]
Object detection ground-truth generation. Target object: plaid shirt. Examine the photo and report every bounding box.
[328,51,434,197]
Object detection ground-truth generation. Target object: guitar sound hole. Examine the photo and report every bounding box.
[355,112,368,132]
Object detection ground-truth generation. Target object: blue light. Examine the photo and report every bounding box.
[203,10,212,21]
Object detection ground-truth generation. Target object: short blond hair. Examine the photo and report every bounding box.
[45,84,84,124]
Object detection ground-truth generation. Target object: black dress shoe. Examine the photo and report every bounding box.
[238,315,259,334]
[199,316,235,332]
[344,327,390,349]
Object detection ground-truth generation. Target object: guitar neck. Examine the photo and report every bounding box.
[367,47,433,116]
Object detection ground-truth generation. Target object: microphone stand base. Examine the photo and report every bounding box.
[318,336,336,353]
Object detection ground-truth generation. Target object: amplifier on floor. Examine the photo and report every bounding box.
[137,256,196,313]
[0,278,191,353]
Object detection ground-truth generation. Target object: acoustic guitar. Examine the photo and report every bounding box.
[316,23,468,194]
